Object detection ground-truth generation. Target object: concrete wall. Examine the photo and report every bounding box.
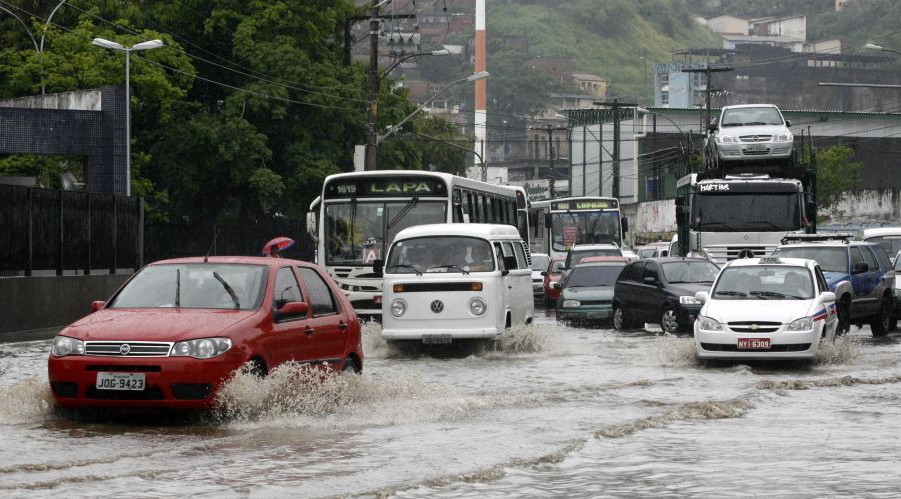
[0,274,130,341]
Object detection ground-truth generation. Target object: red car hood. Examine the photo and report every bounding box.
[60,308,258,342]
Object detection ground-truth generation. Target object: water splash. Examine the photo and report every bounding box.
[814,334,859,365]
[654,333,699,367]
[0,378,55,424]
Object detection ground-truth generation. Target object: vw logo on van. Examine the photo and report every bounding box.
[430,300,444,313]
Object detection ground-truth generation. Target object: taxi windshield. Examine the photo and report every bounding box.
[713,265,813,300]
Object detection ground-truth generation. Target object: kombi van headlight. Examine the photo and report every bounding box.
[786,317,813,332]
[469,298,487,316]
[390,299,407,317]
[697,315,723,331]
[171,337,232,359]
[561,299,580,308]
[51,335,85,357]
[680,295,700,305]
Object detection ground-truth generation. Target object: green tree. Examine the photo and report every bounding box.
[816,145,861,218]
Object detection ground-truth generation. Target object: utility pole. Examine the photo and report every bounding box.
[357,3,416,171]
[545,124,567,199]
[682,65,733,128]
[593,100,635,199]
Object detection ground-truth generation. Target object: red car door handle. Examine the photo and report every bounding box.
[304,327,315,334]
[338,322,349,330]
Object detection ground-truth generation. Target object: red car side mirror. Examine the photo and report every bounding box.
[277,301,309,317]
[91,301,106,312]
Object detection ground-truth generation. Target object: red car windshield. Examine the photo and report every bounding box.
[109,263,268,310]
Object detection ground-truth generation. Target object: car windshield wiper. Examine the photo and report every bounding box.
[427,264,470,275]
[721,123,743,127]
[388,264,422,276]
[213,271,241,308]
[749,290,786,300]
[744,121,767,126]
[714,290,747,297]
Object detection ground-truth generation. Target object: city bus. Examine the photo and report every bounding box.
[531,196,627,260]
[307,170,530,316]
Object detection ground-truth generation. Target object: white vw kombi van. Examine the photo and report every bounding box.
[378,224,534,344]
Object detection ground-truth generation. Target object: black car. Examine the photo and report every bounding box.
[613,257,720,333]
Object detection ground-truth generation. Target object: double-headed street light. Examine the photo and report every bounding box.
[377,71,489,146]
[92,37,164,196]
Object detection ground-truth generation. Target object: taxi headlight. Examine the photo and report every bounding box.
[469,298,487,316]
[171,337,232,359]
[390,299,407,317]
[717,134,737,144]
[561,299,581,308]
[51,335,85,357]
[786,317,813,332]
[680,295,700,305]
[697,315,723,331]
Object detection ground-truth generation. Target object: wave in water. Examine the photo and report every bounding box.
[0,378,55,424]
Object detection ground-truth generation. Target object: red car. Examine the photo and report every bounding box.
[47,256,363,411]
[542,256,567,307]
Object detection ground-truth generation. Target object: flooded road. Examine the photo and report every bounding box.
[1,308,900,497]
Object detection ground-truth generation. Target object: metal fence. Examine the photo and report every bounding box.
[0,184,143,276]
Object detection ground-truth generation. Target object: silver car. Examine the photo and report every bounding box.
[704,104,794,170]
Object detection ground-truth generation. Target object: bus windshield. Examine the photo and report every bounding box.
[325,201,447,265]
[692,192,801,232]
[551,211,621,251]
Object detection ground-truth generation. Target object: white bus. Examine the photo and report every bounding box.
[307,170,530,316]
[530,196,628,260]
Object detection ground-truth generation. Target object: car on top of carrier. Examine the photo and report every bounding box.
[376,223,533,346]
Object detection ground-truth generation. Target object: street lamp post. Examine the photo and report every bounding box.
[364,48,450,171]
[92,37,164,196]
[377,71,489,146]
[414,131,485,179]
[865,42,901,56]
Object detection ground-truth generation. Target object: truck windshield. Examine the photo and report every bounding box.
[692,192,801,232]
[325,201,446,265]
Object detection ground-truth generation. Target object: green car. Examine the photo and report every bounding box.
[554,259,629,325]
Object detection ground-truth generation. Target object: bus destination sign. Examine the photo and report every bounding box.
[325,177,447,198]
[551,199,616,210]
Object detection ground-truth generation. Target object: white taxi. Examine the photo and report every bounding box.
[694,256,838,360]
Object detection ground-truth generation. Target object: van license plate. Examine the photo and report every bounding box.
[737,338,770,350]
[422,335,452,344]
[96,372,146,390]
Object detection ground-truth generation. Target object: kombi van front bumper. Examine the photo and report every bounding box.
[381,326,501,342]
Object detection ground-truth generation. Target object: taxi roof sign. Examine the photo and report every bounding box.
[758,256,782,264]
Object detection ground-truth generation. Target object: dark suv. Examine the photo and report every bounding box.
[612,257,721,333]
[772,236,895,337]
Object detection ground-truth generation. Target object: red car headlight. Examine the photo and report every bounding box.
[50,335,85,357]
[171,338,233,359]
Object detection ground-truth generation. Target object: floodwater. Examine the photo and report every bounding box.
[1,308,900,497]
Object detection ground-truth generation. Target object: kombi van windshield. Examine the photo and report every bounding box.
[387,236,495,274]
